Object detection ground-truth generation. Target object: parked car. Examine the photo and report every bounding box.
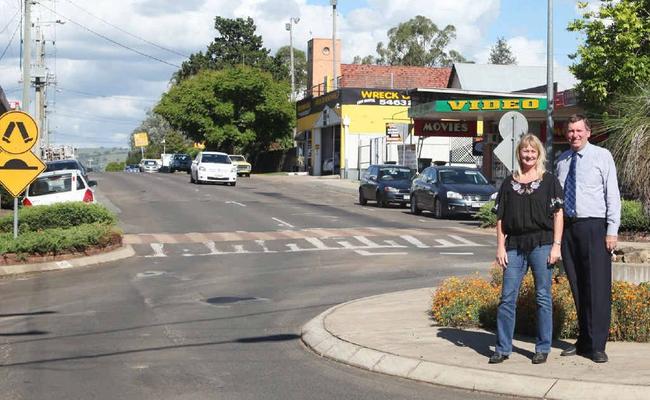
[139,159,160,173]
[228,154,252,177]
[46,159,89,183]
[190,151,237,186]
[359,164,415,207]
[410,165,497,218]
[22,169,96,206]
[124,164,140,173]
[169,153,192,173]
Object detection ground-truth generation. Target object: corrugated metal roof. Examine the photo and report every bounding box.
[451,63,577,92]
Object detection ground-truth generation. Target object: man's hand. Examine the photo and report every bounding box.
[606,235,617,252]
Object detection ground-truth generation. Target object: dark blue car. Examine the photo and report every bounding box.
[359,164,415,207]
[410,165,497,218]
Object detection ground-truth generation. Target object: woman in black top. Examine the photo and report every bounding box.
[489,134,564,365]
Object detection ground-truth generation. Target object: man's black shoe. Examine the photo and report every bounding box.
[532,352,548,364]
[560,346,577,356]
[488,353,509,364]
[590,351,608,363]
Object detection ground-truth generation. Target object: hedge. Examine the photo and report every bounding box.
[0,202,117,233]
[475,199,650,232]
[432,266,650,342]
[0,223,122,256]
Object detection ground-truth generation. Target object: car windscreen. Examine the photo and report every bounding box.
[439,170,488,185]
[46,161,79,171]
[174,155,189,161]
[144,161,157,166]
[201,154,231,164]
[28,173,74,196]
[378,167,413,180]
[229,156,245,162]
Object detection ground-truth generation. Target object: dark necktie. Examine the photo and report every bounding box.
[564,152,577,217]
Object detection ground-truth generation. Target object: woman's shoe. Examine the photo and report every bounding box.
[532,352,548,364]
[488,353,509,364]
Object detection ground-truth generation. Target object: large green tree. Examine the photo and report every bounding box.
[488,37,517,65]
[273,46,307,92]
[603,83,650,213]
[155,66,295,155]
[372,15,468,66]
[568,0,650,111]
[127,110,190,163]
[174,17,274,82]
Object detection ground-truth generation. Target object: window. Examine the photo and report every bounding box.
[201,154,231,164]
[378,167,413,181]
[29,173,74,196]
[229,155,246,162]
[439,170,488,185]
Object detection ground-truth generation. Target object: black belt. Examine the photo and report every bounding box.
[564,216,606,224]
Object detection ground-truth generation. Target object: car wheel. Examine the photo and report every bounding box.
[434,198,446,219]
[410,195,421,215]
[230,181,236,187]
[190,173,196,184]
[359,189,367,205]
[169,168,175,173]
[376,191,386,208]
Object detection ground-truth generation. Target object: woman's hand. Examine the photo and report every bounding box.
[548,244,561,265]
[496,246,508,268]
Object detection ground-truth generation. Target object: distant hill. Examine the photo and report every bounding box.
[76,148,130,172]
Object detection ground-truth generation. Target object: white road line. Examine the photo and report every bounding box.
[255,240,276,253]
[145,243,166,258]
[382,240,408,248]
[354,250,408,256]
[233,245,249,253]
[304,237,332,250]
[204,241,222,255]
[226,201,246,207]
[353,236,382,248]
[448,234,485,247]
[272,217,295,228]
[433,239,457,247]
[440,252,474,255]
[418,219,428,223]
[400,235,430,248]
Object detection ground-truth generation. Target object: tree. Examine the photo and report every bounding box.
[374,15,467,66]
[603,83,650,213]
[127,110,191,163]
[156,66,295,156]
[273,46,307,91]
[568,0,650,111]
[352,55,377,65]
[174,17,273,82]
[488,37,517,65]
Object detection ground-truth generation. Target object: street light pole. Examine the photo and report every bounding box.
[331,0,337,91]
[545,0,555,168]
[286,17,300,102]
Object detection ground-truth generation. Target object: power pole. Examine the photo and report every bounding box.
[22,0,32,114]
[286,17,299,102]
[545,0,554,168]
[34,23,46,157]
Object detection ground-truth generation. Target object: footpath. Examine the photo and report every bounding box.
[294,174,650,399]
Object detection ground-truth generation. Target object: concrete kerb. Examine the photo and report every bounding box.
[0,245,135,277]
[301,289,650,400]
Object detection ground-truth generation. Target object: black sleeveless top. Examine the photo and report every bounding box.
[494,172,564,252]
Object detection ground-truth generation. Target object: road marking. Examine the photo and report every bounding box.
[233,245,249,253]
[226,201,246,207]
[418,219,428,223]
[354,250,408,256]
[255,240,276,253]
[400,235,429,248]
[448,234,485,247]
[145,243,166,258]
[304,237,332,250]
[353,236,382,248]
[272,217,295,228]
[440,252,474,255]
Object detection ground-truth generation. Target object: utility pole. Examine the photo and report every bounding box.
[545,0,554,168]
[330,0,337,91]
[34,23,46,157]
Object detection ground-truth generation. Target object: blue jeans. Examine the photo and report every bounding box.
[495,244,553,355]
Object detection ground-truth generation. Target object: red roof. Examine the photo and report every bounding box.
[339,64,451,90]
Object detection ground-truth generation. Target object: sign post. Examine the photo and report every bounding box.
[493,111,528,173]
[0,110,46,238]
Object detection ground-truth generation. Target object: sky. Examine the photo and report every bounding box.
[0,0,590,149]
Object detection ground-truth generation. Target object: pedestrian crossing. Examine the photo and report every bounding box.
[126,227,490,258]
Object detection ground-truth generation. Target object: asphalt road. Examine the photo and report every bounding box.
[0,172,515,400]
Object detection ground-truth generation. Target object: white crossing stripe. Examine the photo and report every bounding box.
[400,235,429,248]
[255,240,276,253]
[145,243,166,258]
[304,237,332,250]
[353,236,382,248]
[447,234,485,247]
[354,249,407,256]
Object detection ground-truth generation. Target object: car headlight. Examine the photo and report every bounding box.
[446,191,463,199]
[383,186,399,192]
[199,166,206,171]
[490,192,498,200]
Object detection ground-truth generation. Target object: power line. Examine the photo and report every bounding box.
[56,86,159,102]
[0,17,20,62]
[38,2,180,68]
[63,0,190,59]
[0,9,19,34]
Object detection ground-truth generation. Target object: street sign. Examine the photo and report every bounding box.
[0,110,46,197]
[133,132,149,147]
[493,111,528,172]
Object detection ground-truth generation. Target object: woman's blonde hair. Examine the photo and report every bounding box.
[514,133,546,179]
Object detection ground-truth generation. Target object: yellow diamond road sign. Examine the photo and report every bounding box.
[0,110,45,197]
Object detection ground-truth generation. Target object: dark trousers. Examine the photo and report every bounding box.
[561,218,612,353]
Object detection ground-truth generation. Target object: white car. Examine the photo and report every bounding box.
[190,151,237,186]
[139,159,160,173]
[22,169,96,206]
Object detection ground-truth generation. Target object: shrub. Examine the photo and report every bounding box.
[0,203,117,233]
[0,223,122,256]
[105,161,126,172]
[431,265,649,342]
[620,199,650,232]
[474,201,496,228]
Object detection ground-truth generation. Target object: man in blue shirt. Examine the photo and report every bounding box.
[555,114,621,363]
